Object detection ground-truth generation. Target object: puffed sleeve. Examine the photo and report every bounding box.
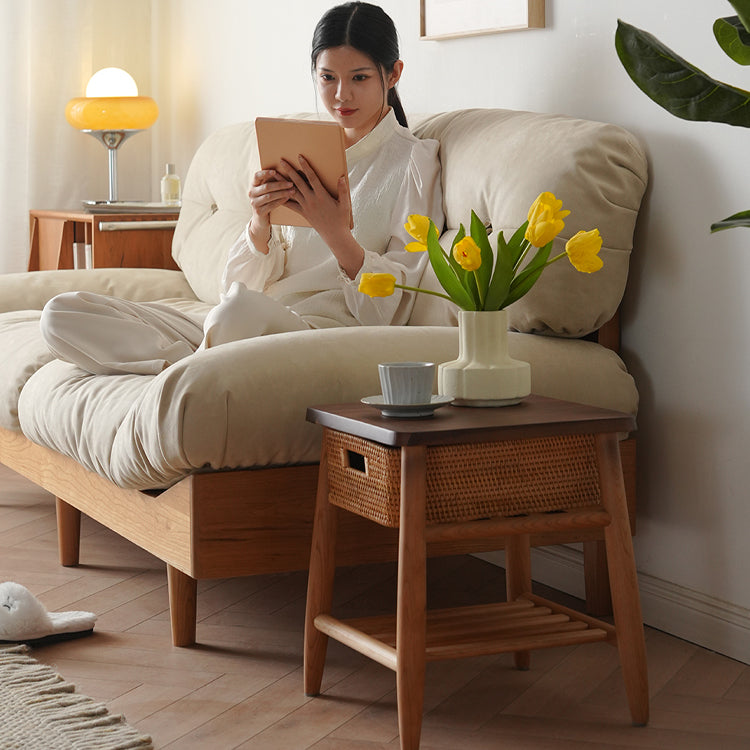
[220,223,287,295]
[342,138,444,326]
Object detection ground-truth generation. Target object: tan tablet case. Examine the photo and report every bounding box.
[255,117,351,227]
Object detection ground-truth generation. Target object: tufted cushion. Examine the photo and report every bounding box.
[18,324,637,489]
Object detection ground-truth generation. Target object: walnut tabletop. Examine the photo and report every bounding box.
[306,394,636,446]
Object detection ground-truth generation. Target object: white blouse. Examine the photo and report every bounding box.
[221,110,444,328]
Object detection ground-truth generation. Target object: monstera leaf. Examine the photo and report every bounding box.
[615,1,750,231]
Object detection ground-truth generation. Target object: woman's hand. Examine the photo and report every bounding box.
[277,156,364,278]
[248,169,294,253]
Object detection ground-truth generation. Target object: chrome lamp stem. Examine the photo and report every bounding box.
[83,129,142,202]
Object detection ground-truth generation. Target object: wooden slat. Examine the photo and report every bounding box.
[425,506,611,544]
[314,614,397,671]
[425,626,609,660]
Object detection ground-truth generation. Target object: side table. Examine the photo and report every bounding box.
[304,395,648,749]
[28,208,180,271]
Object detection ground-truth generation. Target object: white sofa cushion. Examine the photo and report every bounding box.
[0,268,196,315]
[17,321,637,490]
[0,311,55,431]
[410,109,647,335]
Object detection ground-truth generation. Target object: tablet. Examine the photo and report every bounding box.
[255,117,351,228]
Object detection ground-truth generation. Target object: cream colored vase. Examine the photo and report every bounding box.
[438,310,531,406]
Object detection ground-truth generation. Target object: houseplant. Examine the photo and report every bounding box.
[359,192,603,405]
[616,0,750,231]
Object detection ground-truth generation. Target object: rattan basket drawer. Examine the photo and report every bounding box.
[324,429,601,528]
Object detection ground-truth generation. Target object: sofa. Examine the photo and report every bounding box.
[0,108,647,646]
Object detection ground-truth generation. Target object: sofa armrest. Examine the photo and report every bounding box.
[0,268,197,313]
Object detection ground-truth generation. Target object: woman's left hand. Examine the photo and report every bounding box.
[277,156,349,234]
[276,156,364,278]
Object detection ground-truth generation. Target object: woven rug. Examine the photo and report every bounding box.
[0,645,153,749]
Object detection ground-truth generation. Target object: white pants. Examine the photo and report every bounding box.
[40,282,310,375]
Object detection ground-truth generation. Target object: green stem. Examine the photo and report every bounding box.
[395,283,456,303]
[541,251,567,268]
[513,239,532,272]
[472,269,486,309]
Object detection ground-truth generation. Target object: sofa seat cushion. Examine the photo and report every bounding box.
[17,326,637,490]
[0,311,56,431]
[0,297,211,433]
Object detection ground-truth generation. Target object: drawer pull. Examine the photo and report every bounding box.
[98,220,178,232]
[344,450,367,473]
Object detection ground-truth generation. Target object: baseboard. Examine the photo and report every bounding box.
[474,546,750,665]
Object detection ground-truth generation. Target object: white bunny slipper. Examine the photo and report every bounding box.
[0,581,96,645]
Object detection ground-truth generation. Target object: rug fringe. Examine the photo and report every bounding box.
[1,644,153,749]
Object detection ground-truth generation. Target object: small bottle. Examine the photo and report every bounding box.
[160,163,181,205]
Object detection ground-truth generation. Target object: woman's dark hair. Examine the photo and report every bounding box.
[311,2,407,128]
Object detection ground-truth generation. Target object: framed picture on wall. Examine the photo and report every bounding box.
[420,0,545,40]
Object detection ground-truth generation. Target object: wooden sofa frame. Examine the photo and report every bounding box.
[0,316,635,647]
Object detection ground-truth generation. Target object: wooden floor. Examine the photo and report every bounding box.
[2,464,750,749]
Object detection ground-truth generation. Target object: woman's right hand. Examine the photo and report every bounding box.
[248,169,294,253]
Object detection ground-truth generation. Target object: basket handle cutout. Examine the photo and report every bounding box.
[344,449,368,474]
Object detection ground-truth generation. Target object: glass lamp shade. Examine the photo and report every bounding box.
[65,96,158,131]
[66,68,159,202]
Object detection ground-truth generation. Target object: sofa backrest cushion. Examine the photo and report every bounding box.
[173,108,647,337]
[172,121,258,305]
[409,109,648,335]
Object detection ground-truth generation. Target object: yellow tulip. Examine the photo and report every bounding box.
[525,191,571,247]
[404,214,430,252]
[452,236,482,271]
[405,214,430,243]
[358,273,397,297]
[565,229,603,273]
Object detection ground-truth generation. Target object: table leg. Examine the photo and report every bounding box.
[596,433,649,726]
[396,445,427,750]
[304,446,338,696]
[505,533,532,670]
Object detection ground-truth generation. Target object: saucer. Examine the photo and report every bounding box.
[361,394,454,418]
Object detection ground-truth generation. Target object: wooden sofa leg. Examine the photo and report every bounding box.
[583,539,612,616]
[56,497,81,567]
[167,565,197,647]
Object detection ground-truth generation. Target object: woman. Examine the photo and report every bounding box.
[41,2,444,375]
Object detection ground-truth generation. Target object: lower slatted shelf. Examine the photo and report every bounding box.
[314,594,615,668]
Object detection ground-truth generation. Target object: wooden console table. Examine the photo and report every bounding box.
[304,395,648,749]
[28,208,180,271]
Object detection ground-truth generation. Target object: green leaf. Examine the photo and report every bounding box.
[426,222,476,310]
[469,211,493,304]
[710,209,750,232]
[714,16,750,65]
[615,19,750,127]
[484,231,514,310]
[729,0,750,33]
[504,243,552,307]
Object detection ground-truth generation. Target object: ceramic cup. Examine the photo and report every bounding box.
[378,362,435,405]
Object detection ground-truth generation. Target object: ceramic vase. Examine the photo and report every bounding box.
[438,310,531,407]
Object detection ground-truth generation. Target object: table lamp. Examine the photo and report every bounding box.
[65,67,158,203]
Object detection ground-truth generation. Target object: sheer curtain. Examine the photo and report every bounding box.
[0,0,155,274]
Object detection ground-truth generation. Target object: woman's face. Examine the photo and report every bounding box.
[315,45,402,146]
